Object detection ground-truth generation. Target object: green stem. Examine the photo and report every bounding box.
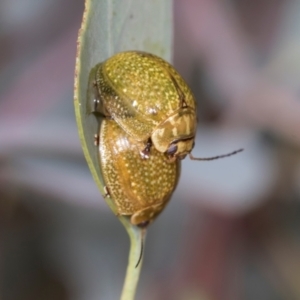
[120,225,145,300]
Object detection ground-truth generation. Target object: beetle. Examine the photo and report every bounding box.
[88,51,198,161]
[87,51,243,225]
[98,118,180,227]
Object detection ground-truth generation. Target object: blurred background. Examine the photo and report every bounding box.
[1,0,300,299]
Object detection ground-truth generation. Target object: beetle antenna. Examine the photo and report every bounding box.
[189,148,243,161]
[135,228,147,268]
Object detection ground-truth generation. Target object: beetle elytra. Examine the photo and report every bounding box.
[98,118,180,227]
[89,51,197,161]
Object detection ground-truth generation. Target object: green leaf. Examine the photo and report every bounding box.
[74,0,172,212]
[74,0,172,299]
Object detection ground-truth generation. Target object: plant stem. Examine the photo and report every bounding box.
[120,225,145,300]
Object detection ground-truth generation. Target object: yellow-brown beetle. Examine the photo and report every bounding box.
[88,51,243,227]
[98,118,180,227]
[89,51,197,161]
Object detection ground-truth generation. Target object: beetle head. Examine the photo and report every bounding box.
[166,139,195,160]
[151,107,196,160]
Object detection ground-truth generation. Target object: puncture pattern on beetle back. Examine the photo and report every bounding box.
[98,119,180,226]
[88,51,200,225]
[88,51,242,226]
[95,51,197,150]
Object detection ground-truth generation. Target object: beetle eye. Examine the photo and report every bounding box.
[166,144,178,156]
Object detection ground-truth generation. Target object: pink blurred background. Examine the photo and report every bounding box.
[1,0,300,299]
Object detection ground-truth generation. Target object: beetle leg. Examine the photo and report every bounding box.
[105,115,114,120]
[166,155,177,164]
[92,81,101,111]
[180,97,188,108]
[169,73,188,108]
[140,138,152,159]
[103,186,111,198]
[92,80,112,117]
[94,134,100,146]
